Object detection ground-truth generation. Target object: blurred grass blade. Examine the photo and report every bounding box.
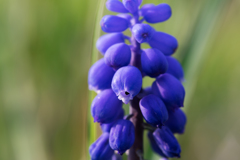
[87,0,105,159]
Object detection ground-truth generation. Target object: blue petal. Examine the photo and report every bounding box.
[148,132,167,158]
[143,3,172,23]
[152,73,185,111]
[141,48,168,78]
[139,4,155,16]
[132,23,155,43]
[106,0,129,13]
[109,119,135,155]
[101,15,129,33]
[91,89,122,123]
[166,56,184,82]
[122,0,139,13]
[96,33,125,55]
[153,127,181,158]
[117,13,132,21]
[148,31,178,56]
[88,58,115,92]
[165,109,187,134]
[111,66,142,104]
[89,133,114,160]
[104,43,131,70]
[140,94,168,127]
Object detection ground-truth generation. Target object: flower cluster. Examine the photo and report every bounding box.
[88,0,187,159]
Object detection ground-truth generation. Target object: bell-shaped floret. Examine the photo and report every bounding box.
[148,132,167,158]
[148,31,178,56]
[109,119,135,155]
[122,0,139,13]
[165,109,187,134]
[101,15,129,33]
[111,66,142,104]
[89,133,114,160]
[152,73,185,111]
[166,56,184,82]
[117,13,132,21]
[139,4,155,16]
[104,43,131,70]
[88,58,115,92]
[141,48,168,78]
[91,89,122,123]
[97,33,125,55]
[132,23,154,43]
[143,3,171,23]
[153,127,181,158]
[140,94,168,128]
[111,154,122,160]
[106,0,129,13]
[101,108,124,132]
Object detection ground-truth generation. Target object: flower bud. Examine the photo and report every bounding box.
[153,127,181,158]
[104,43,131,70]
[88,58,115,92]
[141,48,168,78]
[148,132,167,158]
[143,3,172,23]
[166,56,184,82]
[139,4,155,16]
[111,66,142,104]
[106,0,129,13]
[152,74,185,111]
[101,15,129,33]
[117,13,132,21]
[132,23,154,43]
[148,31,178,56]
[165,109,187,134]
[101,108,124,132]
[91,89,122,123]
[109,119,135,154]
[89,133,114,160]
[140,94,168,128]
[122,0,139,13]
[97,33,125,55]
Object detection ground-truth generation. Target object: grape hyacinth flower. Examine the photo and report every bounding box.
[88,1,187,159]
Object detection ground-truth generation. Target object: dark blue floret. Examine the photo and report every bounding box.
[139,4,155,16]
[152,73,185,111]
[89,133,114,160]
[165,109,187,134]
[101,15,129,33]
[166,56,184,82]
[88,58,115,92]
[148,31,178,56]
[104,43,131,70]
[91,89,122,123]
[140,94,168,128]
[96,33,125,55]
[153,127,181,158]
[148,132,167,158]
[109,119,135,155]
[106,0,129,13]
[122,0,139,13]
[132,23,155,43]
[141,48,168,78]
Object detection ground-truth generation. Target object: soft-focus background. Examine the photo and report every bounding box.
[0,0,240,160]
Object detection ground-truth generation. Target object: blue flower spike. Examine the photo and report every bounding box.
[88,58,115,93]
[165,109,187,134]
[132,23,155,43]
[152,73,185,111]
[101,15,129,33]
[106,0,129,13]
[141,48,168,78]
[148,132,167,158]
[140,94,168,128]
[89,133,114,160]
[166,56,184,82]
[153,127,181,158]
[148,31,178,56]
[109,119,135,155]
[91,89,122,123]
[143,3,172,24]
[104,43,131,70]
[122,0,139,14]
[111,66,142,104]
[96,33,125,55]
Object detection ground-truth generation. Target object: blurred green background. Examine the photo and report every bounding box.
[0,0,240,160]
